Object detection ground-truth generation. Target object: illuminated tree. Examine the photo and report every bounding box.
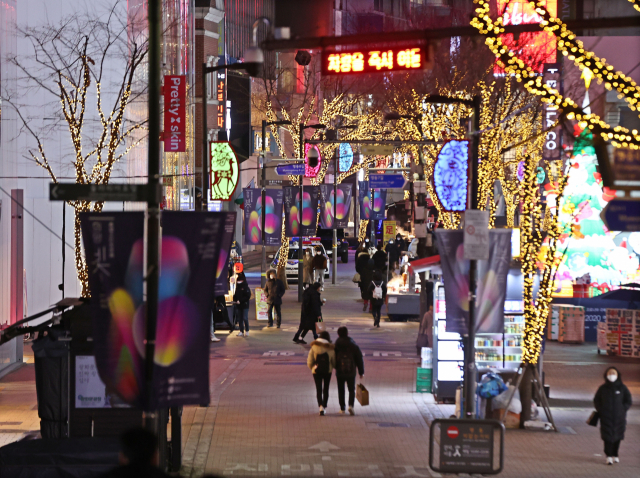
[4,4,148,296]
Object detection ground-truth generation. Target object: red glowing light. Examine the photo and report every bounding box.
[322,46,426,76]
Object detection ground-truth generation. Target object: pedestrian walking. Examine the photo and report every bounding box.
[594,367,632,465]
[293,282,323,344]
[394,233,406,252]
[368,271,387,327]
[264,269,285,328]
[233,272,251,337]
[307,330,335,416]
[372,241,387,273]
[416,304,434,354]
[356,237,370,254]
[312,247,327,288]
[303,248,313,289]
[210,296,234,342]
[334,326,364,415]
[385,238,400,273]
[356,251,373,312]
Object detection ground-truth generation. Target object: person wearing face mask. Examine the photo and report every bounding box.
[311,247,327,288]
[594,367,632,465]
[385,238,400,273]
[233,272,252,337]
[264,269,285,328]
[303,248,313,289]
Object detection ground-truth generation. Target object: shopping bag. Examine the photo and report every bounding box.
[352,272,361,283]
[356,383,369,406]
[587,411,599,427]
[316,321,327,334]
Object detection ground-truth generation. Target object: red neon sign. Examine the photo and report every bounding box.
[496,0,557,74]
[321,46,426,76]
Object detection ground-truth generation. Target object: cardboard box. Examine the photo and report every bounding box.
[491,409,520,429]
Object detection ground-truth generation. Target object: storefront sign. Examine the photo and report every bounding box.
[210,141,239,201]
[612,147,640,182]
[322,46,428,75]
[383,220,396,243]
[255,287,269,321]
[75,355,109,409]
[542,64,563,160]
[164,75,186,152]
[216,72,226,130]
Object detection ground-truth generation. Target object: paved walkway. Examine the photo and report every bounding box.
[1,251,639,477]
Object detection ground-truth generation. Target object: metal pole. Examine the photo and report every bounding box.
[201,62,209,211]
[61,203,65,299]
[370,188,376,245]
[463,95,481,420]
[261,120,267,288]
[298,126,304,302]
[332,151,337,284]
[144,0,161,434]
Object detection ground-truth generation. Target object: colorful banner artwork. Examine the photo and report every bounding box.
[210,141,239,201]
[214,212,237,297]
[284,186,320,237]
[320,184,353,229]
[358,181,387,220]
[433,140,468,212]
[163,75,186,152]
[81,211,226,409]
[255,287,269,321]
[243,189,283,247]
[435,229,512,335]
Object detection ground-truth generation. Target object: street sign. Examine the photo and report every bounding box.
[369,174,406,189]
[50,183,158,202]
[361,144,394,156]
[275,163,306,176]
[601,199,640,231]
[463,210,490,260]
[429,419,504,475]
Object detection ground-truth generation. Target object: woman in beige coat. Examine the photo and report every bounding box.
[307,331,336,415]
[302,248,313,289]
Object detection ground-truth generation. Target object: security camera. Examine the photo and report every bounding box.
[307,147,320,168]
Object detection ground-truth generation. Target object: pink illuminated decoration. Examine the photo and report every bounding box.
[304,143,321,178]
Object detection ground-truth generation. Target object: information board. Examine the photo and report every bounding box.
[255,287,269,321]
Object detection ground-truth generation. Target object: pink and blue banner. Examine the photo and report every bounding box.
[284,185,319,237]
[359,181,387,220]
[243,188,283,247]
[320,184,353,229]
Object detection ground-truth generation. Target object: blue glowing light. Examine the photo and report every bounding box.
[338,143,354,172]
[433,140,469,212]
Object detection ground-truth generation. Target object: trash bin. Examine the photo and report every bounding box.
[32,325,70,439]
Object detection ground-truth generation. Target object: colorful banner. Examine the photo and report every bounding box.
[358,181,386,220]
[283,185,319,237]
[243,188,283,246]
[214,212,237,297]
[81,211,226,409]
[163,75,186,152]
[320,184,353,229]
[435,229,512,335]
[255,287,269,321]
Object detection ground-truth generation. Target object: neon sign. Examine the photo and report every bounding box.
[209,141,239,201]
[304,143,321,178]
[321,46,426,76]
[432,140,469,213]
[338,143,353,172]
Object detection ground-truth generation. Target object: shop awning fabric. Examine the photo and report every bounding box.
[408,255,441,275]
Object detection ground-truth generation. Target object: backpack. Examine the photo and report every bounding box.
[337,349,355,376]
[315,352,330,374]
[372,281,383,300]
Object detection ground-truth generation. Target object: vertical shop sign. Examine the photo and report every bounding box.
[164,75,186,152]
[216,72,226,130]
[543,64,563,160]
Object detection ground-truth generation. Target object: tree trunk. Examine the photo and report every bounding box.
[73,203,90,298]
[519,364,534,427]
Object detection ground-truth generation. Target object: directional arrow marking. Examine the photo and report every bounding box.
[308,441,340,453]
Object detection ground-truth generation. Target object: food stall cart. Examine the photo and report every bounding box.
[386,255,441,321]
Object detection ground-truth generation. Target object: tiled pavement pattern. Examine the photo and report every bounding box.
[1,252,639,477]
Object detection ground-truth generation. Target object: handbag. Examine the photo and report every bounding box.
[356,383,369,406]
[587,411,599,427]
[352,272,361,283]
[316,320,327,334]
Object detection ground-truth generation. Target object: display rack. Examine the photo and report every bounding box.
[475,313,524,368]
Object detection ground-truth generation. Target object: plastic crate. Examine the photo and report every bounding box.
[416,379,432,393]
[417,367,433,381]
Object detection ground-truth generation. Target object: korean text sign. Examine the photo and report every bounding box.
[164,75,186,152]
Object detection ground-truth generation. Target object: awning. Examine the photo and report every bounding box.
[407,255,441,275]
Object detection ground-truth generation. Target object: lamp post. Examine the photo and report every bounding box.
[261,119,291,287]
[298,123,326,302]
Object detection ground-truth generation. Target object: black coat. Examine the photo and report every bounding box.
[233,281,251,310]
[355,253,374,300]
[264,278,285,305]
[385,242,400,264]
[368,280,387,307]
[300,287,322,329]
[594,368,632,443]
[334,336,365,378]
[372,249,387,270]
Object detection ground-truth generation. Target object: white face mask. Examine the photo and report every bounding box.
[316,251,321,255]
[607,373,618,382]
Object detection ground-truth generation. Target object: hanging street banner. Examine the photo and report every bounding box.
[358,181,386,220]
[371,188,387,220]
[80,212,145,408]
[383,220,397,244]
[214,212,237,297]
[359,181,372,220]
[164,75,186,152]
[81,211,227,409]
[243,188,284,246]
[542,64,562,161]
[283,186,319,237]
[320,184,353,229]
[435,229,512,335]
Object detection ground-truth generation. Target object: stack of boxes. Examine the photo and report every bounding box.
[416,347,432,393]
[548,305,585,343]
[604,309,639,357]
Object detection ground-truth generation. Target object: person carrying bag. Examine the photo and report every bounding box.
[307,331,336,416]
[334,326,364,415]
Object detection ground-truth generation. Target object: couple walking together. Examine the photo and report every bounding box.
[307,327,364,416]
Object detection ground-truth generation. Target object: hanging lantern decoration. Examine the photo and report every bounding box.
[432,139,469,212]
[338,143,354,172]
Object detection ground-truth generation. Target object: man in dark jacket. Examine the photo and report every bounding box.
[594,366,632,464]
[385,239,400,272]
[293,282,322,344]
[233,272,252,337]
[334,326,364,415]
[368,271,387,327]
[264,269,285,328]
[394,233,406,252]
[372,241,387,273]
[311,248,328,288]
[355,251,373,311]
